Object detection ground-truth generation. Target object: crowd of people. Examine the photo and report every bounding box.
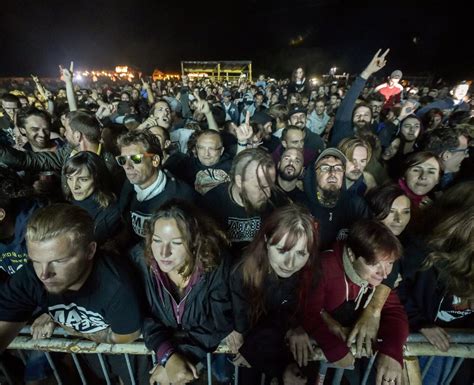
[0,49,473,385]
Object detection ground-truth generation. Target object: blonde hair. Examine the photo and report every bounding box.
[26,204,94,246]
[337,137,372,163]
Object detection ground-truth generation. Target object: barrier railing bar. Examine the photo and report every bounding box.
[97,353,112,385]
[10,336,474,359]
[17,349,26,365]
[421,356,435,380]
[9,336,151,355]
[71,353,88,385]
[0,361,14,385]
[234,364,239,385]
[206,352,212,385]
[45,351,63,385]
[443,357,464,385]
[332,368,344,385]
[124,353,137,385]
[318,361,329,384]
[361,352,377,385]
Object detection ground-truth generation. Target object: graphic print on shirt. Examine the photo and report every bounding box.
[0,251,28,275]
[194,169,230,195]
[336,228,349,241]
[131,211,152,237]
[48,303,109,333]
[227,216,261,242]
[436,295,474,323]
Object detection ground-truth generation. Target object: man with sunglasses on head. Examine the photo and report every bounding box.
[117,131,195,242]
[303,148,369,250]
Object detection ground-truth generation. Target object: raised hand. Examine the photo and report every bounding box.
[361,49,390,79]
[193,90,211,115]
[59,61,74,82]
[141,77,150,90]
[235,111,253,145]
[31,74,40,84]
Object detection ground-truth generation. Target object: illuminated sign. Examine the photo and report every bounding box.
[115,66,129,73]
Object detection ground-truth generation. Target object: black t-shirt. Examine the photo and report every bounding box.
[0,254,142,335]
[202,183,262,251]
[178,154,232,195]
[276,181,308,205]
[306,191,370,250]
[119,172,196,238]
[261,135,281,154]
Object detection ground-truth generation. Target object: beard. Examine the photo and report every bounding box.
[241,191,271,216]
[354,120,371,132]
[318,186,341,207]
[346,170,362,181]
[278,166,299,182]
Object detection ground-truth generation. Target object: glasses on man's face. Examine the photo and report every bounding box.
[448,148,469,156]
[317,164,344,173]
[195,145,222,154]
[115,153,155,166]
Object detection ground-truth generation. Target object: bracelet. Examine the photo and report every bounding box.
[238,142,247,146]
[160,350,174,367]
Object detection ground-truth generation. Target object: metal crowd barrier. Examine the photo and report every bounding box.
[1,328,473,385]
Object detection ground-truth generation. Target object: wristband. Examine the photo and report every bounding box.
[238,142,247,146]
[160,349,174,367]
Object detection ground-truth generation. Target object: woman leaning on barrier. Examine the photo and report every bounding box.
[303,219,409,385]
[228,204,320,384]
[403,196,474,385]
[129,199,234,385]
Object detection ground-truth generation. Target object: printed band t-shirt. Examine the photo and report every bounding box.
[0,254,142,335]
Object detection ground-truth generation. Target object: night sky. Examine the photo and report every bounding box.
[1,0,473,80]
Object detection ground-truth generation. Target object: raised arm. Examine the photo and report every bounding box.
[31,75,54,114]
[194,90,218,131]
[330,49,390,147]
[141,78,155,105]
[59,61,77,112]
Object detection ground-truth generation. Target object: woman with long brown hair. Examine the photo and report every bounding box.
[229,204,320,382]
[130,199,234,385]
[404,193,474,385]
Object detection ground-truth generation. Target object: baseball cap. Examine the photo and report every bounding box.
[315,148,347,167]
[391,70,403,79]
[288,104,307,117]
[251,111,273,125]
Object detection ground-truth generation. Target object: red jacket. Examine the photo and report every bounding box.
[303,242,409,365]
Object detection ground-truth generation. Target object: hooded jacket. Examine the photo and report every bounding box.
[303,242,409,366]
[303,161,369,250]
[129,245,234,364]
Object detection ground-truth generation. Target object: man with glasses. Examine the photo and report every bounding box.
[422,127,470,190]
[176,130,232,195]
[117,131,194,240]
[303,148,369,249]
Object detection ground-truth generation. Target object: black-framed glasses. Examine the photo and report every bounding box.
[115,153,155,166]
[448,148,469,156]
[317,164,344,173]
